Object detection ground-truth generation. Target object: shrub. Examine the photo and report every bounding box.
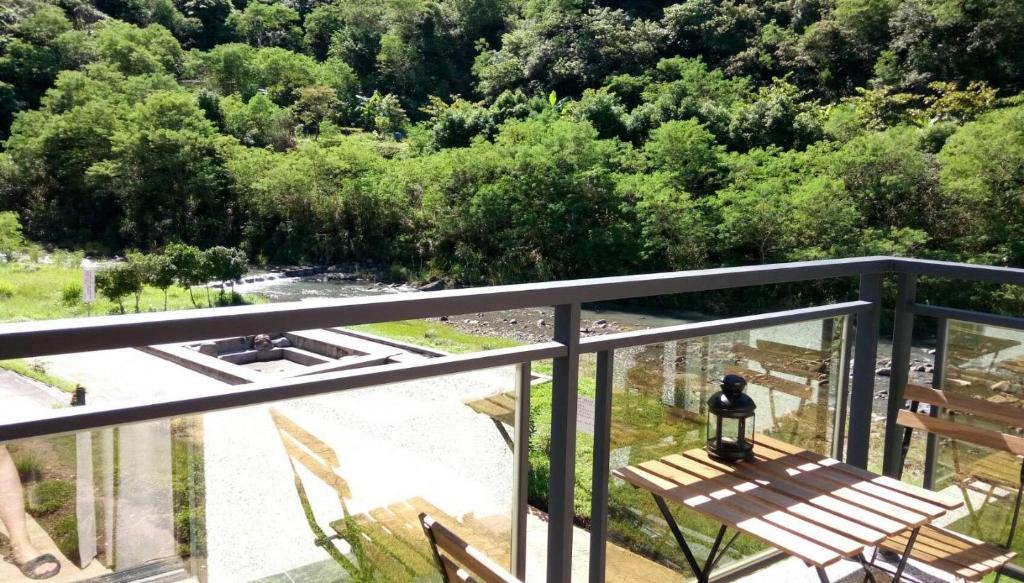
[28,479,74,515]
[0,281,13,299]
[61,282,82,306]
[14,455,42,482]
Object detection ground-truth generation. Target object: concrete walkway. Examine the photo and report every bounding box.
[0,368,67,424]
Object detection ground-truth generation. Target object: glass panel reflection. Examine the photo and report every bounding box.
[595,317,847,580]
[925,319,1024,568]
[1,365,521,582]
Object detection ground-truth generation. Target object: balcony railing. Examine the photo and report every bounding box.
[1,255,1023,582]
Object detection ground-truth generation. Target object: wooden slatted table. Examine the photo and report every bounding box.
[612,434,962,583]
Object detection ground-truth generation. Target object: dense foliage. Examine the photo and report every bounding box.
[2,0,1023,302]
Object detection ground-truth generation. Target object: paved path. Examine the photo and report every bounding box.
[0,368,66,424]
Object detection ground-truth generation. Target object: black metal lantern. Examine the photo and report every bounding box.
[706,374,756,462]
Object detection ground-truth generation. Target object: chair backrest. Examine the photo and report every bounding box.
[418,513,521,583]
[896,384,1024,457]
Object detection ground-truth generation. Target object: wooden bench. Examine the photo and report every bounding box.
[883,384,1023,581]
[419,514,520,583]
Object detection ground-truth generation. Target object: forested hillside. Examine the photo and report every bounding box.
[1,0,1023,296]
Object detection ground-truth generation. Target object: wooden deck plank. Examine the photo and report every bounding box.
[613,465,843,567]
[680,449,908,535]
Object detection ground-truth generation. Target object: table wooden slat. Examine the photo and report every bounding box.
[754,434,961,510]
[749,445,931,527]
[638,460,863,556]
[616,440,958,573]
[680,449,908,535]
[612,465,843,567]
[750,442,947,518]
[660,454,887,545]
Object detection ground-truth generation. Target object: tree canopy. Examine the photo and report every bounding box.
[1,0,1023,309]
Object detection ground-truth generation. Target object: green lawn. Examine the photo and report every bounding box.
[0,260,262,322]
[0,260,264,394]
[351,320,522,354]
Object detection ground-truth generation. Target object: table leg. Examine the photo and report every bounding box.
[892,526,921,582]
[856,552,879,583]
[651,494,731,583]
[699,524,728,581]
[816,566,830,583]
[652,494,703,577]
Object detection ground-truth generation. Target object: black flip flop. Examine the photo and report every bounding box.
[12,553,61,580]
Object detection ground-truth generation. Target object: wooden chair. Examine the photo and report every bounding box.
[879,384,1023,581]
[418,513,520,583]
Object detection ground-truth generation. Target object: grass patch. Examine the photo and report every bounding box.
[0,359,77,392]
[350,319,522,354]
[348,319,602,384]
[27,479,75,515]
[0,261,264,323]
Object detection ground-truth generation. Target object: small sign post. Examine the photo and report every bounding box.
[82,260,95,315]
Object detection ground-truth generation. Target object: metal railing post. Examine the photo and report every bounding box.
[883,273,917,477]
[589,349,614,583]
[923,318,947,490]
[512,361,531,579]
[847,273,883,469]
[548,303,581,582]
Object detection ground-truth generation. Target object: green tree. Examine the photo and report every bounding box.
[124,250,150,312]
[939,105,1024,264]
[358,91,408,134]
[0,5,71,124]
[220,93,294,149]
[204,245,247,298]
[93,21,184,76]
[96,262,143,313]
[0,211,26,261]
[643,119,724,195]
[618,172,708,270]
[291,85,338,137]
[143,251,176,310]
[227,0,301,49]
[164,242,207,306]
[86,91,235,249]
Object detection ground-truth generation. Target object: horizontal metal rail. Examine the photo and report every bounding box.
[910,303,1024,331]
[578,301,871,352]
[0,342,566,442]
[894,257,1024,287]
[0,256,894,359]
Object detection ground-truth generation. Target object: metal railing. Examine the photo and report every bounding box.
[2,255,1024,582]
